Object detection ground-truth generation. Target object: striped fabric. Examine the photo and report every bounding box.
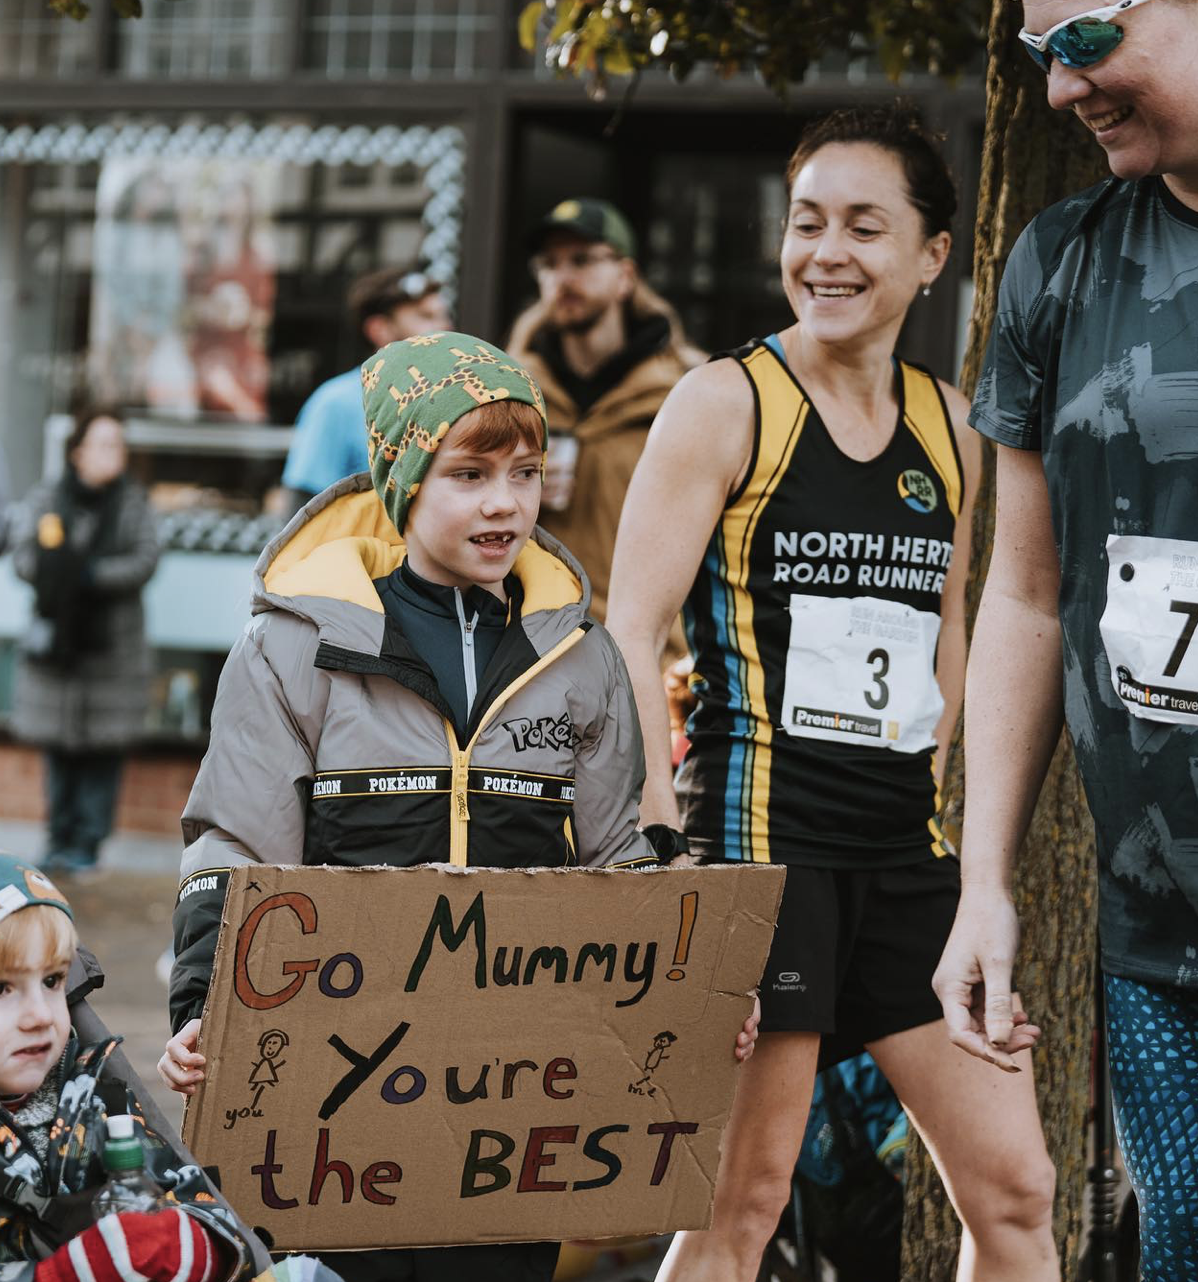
[39,1210,216,1282]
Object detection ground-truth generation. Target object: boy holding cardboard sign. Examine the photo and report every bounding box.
[160,334,752,1280]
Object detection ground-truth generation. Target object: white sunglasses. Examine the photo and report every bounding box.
[1018,0,1155,71]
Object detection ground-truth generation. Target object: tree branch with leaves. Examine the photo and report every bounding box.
[520,0,989,93]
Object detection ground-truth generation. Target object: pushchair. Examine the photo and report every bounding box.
[65,946,340,1282]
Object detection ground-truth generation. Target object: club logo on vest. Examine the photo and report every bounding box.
[897,468,938,514]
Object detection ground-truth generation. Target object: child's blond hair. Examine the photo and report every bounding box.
[0,904,77,974]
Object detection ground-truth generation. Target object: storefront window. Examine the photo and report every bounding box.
[0,0,94,79]
[0,117,467,738]
[116,0,293,79]
[0,119,465,440]
[90,159,279,421]
[642,152,790,354]
[304,0,497,78]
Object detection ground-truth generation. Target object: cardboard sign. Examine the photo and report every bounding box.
[183,864,784,1252]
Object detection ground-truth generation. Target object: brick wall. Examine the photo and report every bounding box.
[0,742,201,835]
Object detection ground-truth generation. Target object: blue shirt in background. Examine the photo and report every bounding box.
[282,368,369,495]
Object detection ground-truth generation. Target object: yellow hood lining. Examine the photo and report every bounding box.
[263,488,582,616]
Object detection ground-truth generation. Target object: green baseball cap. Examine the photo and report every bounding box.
[529,198,637,260]
[0,855,73,926]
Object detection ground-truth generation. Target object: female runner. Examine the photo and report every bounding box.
[607,105,1058,1282]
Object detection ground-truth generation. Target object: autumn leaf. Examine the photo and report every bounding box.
[877,34,908,82]
[547,0,581,44]
[45,0,144,14]
[603,43,636,75]
[518,1,544,53]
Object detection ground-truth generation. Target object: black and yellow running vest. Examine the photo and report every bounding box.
[678,335,964,867]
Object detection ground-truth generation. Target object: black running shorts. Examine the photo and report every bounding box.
[753,856,961,1068]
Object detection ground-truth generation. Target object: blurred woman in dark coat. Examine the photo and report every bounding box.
[11,407,159,870]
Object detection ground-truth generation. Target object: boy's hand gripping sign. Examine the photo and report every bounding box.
[183,865,783,1252]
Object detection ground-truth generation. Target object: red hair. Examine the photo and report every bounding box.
[451,400,545,455]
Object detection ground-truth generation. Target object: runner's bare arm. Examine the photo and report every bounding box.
[607,359,754,827]
[932,382,982,783]
[933,442,1063,1068]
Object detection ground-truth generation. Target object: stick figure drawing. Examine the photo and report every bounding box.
[248,1028,289,1114]
[629,1030,677,1097]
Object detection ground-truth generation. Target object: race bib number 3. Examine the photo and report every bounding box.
[1100,534,1198,726]
[781,594,943,753]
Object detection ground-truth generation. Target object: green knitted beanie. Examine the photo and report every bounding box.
[361,332,548,532]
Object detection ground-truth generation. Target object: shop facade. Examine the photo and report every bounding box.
[0,0,984,828]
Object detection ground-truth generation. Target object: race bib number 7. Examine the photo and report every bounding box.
[781,594,943,753]
[1100,534,1198,726]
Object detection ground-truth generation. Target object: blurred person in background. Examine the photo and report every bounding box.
[280,266,451,515]
[507,198,702,633]
[10,407,160,873]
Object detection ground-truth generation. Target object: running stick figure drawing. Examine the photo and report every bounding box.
[629,1030,677,1097]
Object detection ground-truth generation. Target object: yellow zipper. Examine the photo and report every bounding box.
[445,627,587,867]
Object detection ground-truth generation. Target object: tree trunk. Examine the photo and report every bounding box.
[900,3,1109,1277]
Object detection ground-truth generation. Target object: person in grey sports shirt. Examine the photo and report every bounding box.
[932,1,1198,1277]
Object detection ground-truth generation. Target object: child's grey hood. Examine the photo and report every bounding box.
[250,472,593,658]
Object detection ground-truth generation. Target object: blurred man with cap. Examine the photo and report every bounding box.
[281,266,451,514]
[508,198,701,630]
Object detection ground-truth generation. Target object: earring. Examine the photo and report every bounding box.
[921,283,932,297]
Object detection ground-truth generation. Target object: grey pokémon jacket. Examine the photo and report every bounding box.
[170,475,656,1030]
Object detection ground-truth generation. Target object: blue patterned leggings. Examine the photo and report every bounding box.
[1104,974,1198,1282]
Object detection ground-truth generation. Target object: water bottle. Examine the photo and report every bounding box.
[92,1115,168,1219]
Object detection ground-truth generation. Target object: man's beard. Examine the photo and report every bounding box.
[550,296,608,335]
